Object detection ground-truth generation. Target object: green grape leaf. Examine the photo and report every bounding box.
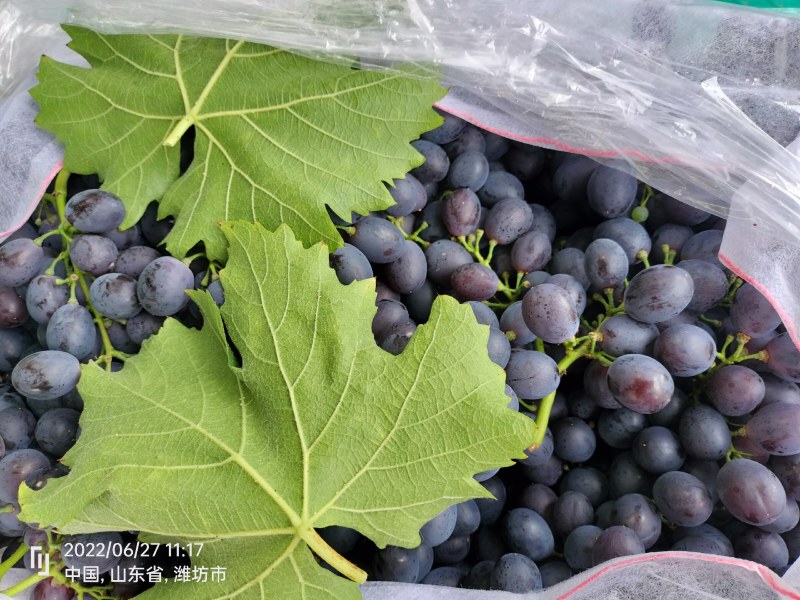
[32,27,444,260]
[19,222,534,600]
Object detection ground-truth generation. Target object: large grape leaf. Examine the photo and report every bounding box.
[31,27,445,260]
[19,222,533,600]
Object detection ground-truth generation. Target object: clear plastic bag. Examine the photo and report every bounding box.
[2,0,800,597]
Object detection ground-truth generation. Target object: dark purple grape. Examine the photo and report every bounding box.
[418,200,448,243]
[421,109,466,144]
[745,403,800,456]
[487,327,511,368]
[681,230,723,268]
[770,454,800,500]
[731,283,782,338]
[653,471,713,527]
[610,493,661,549]
[734,527,789,570]
[761,373,800,406]
[503,145,544,181]
[564,524,602,571]
[607,354,674,414]
[385,174,427,218]
[591,526,644,566]
[442,188,481,236]
[521,284,579,344]
[329,244,373,285]
[584,238,629,290]
[410,140,450,184]
[477,171,524,207]
[623,265,694,324]
[550,248,590,289]
[372,300,410,340]
[707,365,765,416]
[552,417,596,463]
[632,426,685,474]
[650,224,693,263]
[584,362,622,409]
[384,241,426,295]
[599,411,648,451]
[505,349,559,400]
[484,198,534,245]
[598,315,658,357]
[592,218,651,265]
[424,240,472,289]
[517,483,558,520]
[765,334,800,383]
[11,350,80,400]
[476,476,507,525]
[104,224,142,251]
[25,276,69,325]
[678,405,731,461]
[34,408,80,457]
[717,458,785,526]
[371,546,419,583]
[0,448,51,504]
[678,259,729,313]
[650,194,711,226]
[468,300,500,329]
[761,498,800,534]
[500,508,555,561]
[551,491,594,539]
[552,156,598,204]
[348,216,406,264]
[586,166,637,218]
[45,304,95,361]
[652,324,716,377]
[606,452,654,499]
[447,150,489,191]
[69,235,118,276]
[419,504,457,546]
[114,245,161,279]
[0,239,44,288]
[450,263,498,301]
[444,125,486,159]
[510,231,551,274]
[125,312,164,345]
[559,467,608,507]
[0,287,28,329]
[490,553,542,593]
[421,565,467,587]
[65,189,125,233]
[89,273,141,320]
[528,204,557,243]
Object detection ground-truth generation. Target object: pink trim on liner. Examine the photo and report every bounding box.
[720,250,800,352]
[434,101,687,165]
[0,160,64,238]
[556,551,800,599]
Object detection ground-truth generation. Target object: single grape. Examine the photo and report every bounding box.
[0,406,35,452]
[421,108,466,144]
[765,333,800,382]
[745,402,800,456]
[598,410,649,451]
[761,498,800,534]
[652,471,713,527]
[607,354,674,414]
[64,189,125,233]
[591,525,645,566]
[584,238,629,290]
[652,324,716,377]
[114,246,162,279]
[730,283,782,337]
[418,200,448,243]
[678,404,731,461]
[384,241,427,295]
[483,131,511,161]
[503,145,544,181]
[0,448,51,504]
[468,300,500,329]
[477,171,524,207]
[444,126,488,159]
[610,493,661,548]
[552,156,598,204]
[707,365,765,416]
[125,312,164,345]
[32,578,75,600]
[89,273,141,320]
[34,408,81,457]
[650,223,693,263]
[510,231,551,273]
[598,315,658,357]
[421,566,467,587]
[441,188,481,237]
[650,194,711,226]
[632,426,685,474]
[371,546,420,582]
[678,259,729,313]
[12,350,80,400]
[484,198,534,245]
[521,283,579,344]
[68,235,119,276]
[717,458,786,526]
[487,327,511,368]
[546,274,587,315]
[550,248,591,289]
[592,218,651,264]
[475,476,507,525]
[761,373,800,406]
[424,240,473,288]
[448,150,490,191]
[505,349,560,400]
[499,301,537,345]
[0,239,44,287]
[462,560,495,590]
[419,504,458,546]
[624,265,694,324]
[584,362,622,409]
[681,229,723,268]
[137,257,194,317]
[104,224,143,251]
[25,276,70,325]
[551,491,595,539]
[450,263,499,301]
[385,174,427,218]
[552,417,596,463]
[410,140,450,184]
[500,508,554,561]
[586,166,638,218]
[329,244,373,285]
[45,304,96,360]
[348,217,407,264]
[528,204,557,243]
[734,527,789,571]
[564,524,602,571]
[0,287,28,329]
[490,553,542,593]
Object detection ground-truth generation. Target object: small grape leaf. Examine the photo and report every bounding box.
[19,222,533,600]
[31,27,445,260]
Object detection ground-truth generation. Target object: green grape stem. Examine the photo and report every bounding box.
[661,244,676,266]
[301,528,366,584]
[387,216,431,249]
[456,230,495,267]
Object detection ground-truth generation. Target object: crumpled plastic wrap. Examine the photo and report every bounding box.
[1,1,800,597]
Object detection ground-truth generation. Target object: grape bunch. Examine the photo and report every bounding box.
[0,174,214,597]
[323,109,800,592]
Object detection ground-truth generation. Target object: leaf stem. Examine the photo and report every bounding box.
[0,543,29,581]
[301,528,366,584]
[75,269,116,371]
[53,169,71,223]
